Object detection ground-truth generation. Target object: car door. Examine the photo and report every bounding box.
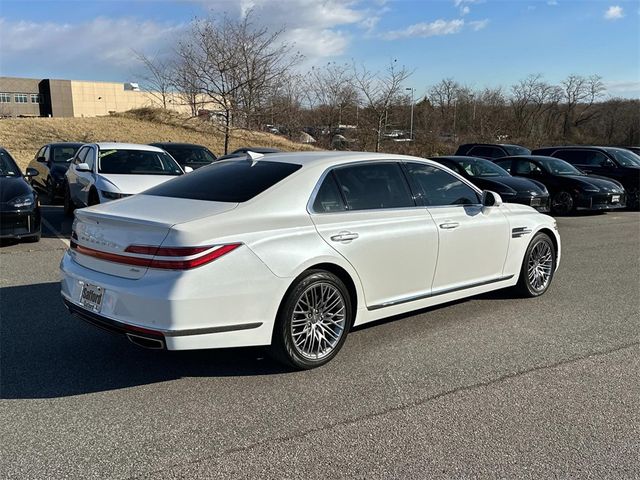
[75,145,97,206]
[67,146,89,204]
[29,146,47,189]
[310,162,439,309]
[404,162,510,293]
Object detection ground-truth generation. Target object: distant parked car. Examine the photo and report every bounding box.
[618,146,640,156]
[0,147,41,242]
[27,142,83,199]
[531,146,640,209]
[149,142,217,170]
[494,155,626,215]
[430,156,550,212]
[455,143,531,159]
[217,147,282,161]
[63,143,186,216]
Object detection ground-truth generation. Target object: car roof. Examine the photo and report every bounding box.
[94,142,166,152]
[45,142,84,147]
[499,155,561,161]
[150,142,208,149]
[431,155,492,162]
[233,147,281,153]
[233,151,434,169]
[460,143,524,148]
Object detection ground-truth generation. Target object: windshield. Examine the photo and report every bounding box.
[165,147,216,166]
[98,149,183,175]
[604,148,640,167]
[538,157,583,175]
[456,158,510,177]
[0,150,20,176]
[52,146,81,163]
[504,145,531,155]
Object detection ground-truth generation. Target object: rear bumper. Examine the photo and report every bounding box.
[60,248,289,350]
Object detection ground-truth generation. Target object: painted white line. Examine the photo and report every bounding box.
[41,217,70,247]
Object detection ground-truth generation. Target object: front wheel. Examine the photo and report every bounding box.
[271,270,352,369]
[515,232,556,297]
[551,191,575,215]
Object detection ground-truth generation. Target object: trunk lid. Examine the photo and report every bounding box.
[71,195,238,279]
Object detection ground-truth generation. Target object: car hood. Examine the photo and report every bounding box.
[474,176,546,195]
[563,175,623,192]
[0,176,32,203]
[96,174,182,194]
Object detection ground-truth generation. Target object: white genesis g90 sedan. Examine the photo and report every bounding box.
[60,152,561,369]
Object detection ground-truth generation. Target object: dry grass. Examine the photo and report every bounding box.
[0,108,316,170]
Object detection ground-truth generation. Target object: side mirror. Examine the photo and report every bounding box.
[76,163,91,172]
[25,167,39,177]
[184,166,194,173]
[36,156,47,163]
[482,190,502,207]
[604,159,615,168]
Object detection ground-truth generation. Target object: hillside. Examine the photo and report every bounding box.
[0,108,316,170]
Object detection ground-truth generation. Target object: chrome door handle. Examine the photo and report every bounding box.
[439,222,460,230]
[331,231,359,242]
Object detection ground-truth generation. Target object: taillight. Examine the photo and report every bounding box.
[70,241,241,270]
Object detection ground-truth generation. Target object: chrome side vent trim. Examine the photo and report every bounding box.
[512,227,532,238]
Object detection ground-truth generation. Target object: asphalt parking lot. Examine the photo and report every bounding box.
[1,206,639,479]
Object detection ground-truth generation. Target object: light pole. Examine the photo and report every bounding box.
[405,87,415,140]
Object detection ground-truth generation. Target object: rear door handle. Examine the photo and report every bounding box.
[439,222,460,230]
[330,231,359,242]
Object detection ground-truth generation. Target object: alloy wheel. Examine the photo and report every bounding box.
[552,191,574,215]
[290,282,347,360]
[527,240,553,291]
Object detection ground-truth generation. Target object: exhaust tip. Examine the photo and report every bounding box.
[126,333,165,350]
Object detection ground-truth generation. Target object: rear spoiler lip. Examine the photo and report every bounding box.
[74,208,176,229]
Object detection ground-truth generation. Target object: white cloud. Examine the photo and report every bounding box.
[453,0,480,15]
[461,6,471,15]
[547,0,558,5]
[0,17,184,79]
[606,80,640,94]
[469,19,489,31]
[604,5,624,20]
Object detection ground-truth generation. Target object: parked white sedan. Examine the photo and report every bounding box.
[63,142,187,216]
[60,152,561,369]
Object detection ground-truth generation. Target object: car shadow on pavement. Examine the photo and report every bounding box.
[0,282,289,400]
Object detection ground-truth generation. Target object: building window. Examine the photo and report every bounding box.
[30,94,42,104]
[0,93,10,103]
[14,94,28,103]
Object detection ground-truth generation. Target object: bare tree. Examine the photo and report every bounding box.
[176,11,300,154]
[134,51,174,109]
[510,74,561,140]
[560,74,605,138]
[353,60,412,152]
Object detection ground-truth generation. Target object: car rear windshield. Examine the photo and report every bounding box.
[99,149,183,175]
[143,159,302,203]
[52,146,81,162]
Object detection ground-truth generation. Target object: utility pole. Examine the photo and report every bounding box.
[405,87,415,139]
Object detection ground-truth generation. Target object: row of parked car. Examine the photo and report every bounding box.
[1,140,638,244]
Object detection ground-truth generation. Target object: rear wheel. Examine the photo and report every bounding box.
[271,270,352,369]
[551,191,575,215]
[515,232,556,297]
[63,183,75,217]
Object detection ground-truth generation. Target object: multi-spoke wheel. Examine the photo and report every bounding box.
[516,232,556,297]
[272,270,352,369]
[551,191,575,215]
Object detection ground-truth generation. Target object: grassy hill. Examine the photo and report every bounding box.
[0,108,316,170]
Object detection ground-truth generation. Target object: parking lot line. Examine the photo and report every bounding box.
[41,216,70,247]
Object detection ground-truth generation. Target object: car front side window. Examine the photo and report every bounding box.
[405,163,480,206]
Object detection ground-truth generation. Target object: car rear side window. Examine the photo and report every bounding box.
[406,163,480,206]
[144,159,301,203]
[333,163,414,211]
[312,173,346,213]
[553,149,606,166]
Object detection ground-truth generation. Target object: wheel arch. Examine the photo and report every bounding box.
[536,227,559,263]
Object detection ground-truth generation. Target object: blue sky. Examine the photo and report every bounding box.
[1,0,638,98]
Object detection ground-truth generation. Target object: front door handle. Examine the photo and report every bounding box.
[331,231,359,242]
[439,222,460,230]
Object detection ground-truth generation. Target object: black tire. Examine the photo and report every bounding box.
[271,270,352,370]
[551,191,575,215]
[515,232,556,298]
[88,189,100,207]
[63,183,75,217]
[24,231,41,243]
[45,177,56,201]
[627,187,639,210]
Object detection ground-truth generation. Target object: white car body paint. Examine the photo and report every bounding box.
[60,151,561,351]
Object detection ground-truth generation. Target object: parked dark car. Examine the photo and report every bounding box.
[494,155,626,215]
[455,143,531,159]
[430,156,550,212]
[149,142,217,170]
[27,142,83,199]
[531,146,640,209]
[217,147,282,161]
[617,146,640,156]
[0,147,41,242]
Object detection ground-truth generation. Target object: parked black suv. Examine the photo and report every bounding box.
[531,146,640,209]
[455,143,531,159]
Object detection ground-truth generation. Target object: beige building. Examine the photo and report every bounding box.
[0,76,207,118]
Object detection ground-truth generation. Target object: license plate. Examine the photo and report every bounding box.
[530,198,542,206]
[611,195,620,203]
[80,283,104,312]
